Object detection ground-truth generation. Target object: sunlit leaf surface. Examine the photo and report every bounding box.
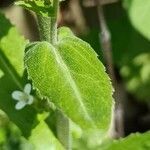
[25,27,113,131]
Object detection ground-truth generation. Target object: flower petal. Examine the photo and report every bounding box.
[27,95,34,105]
[12,91,23,101]
[15,101,26,110]
[24,83,31,94]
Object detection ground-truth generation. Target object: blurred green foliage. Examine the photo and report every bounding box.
[120,53,150,101]
[123,0,150,40]
[81,2,150,102]
[109,9,150,101]
[0,12,38,137]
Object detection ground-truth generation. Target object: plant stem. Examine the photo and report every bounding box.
[37,16,57,44]
[37,0,59,45]
[37,15,51,42]
[37,1,71,149]
[56,110,71,150]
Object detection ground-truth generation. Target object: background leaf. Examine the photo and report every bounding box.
[120,53,150,101]
[104,4,150,101]
[25,27,113,131]
[28,114,64,150]
[0,12,37,137]
[123,0,150,40]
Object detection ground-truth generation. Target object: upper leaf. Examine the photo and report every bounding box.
[25,27,113,131]
[123,0,150,40]
[15,0,54,17]
[0,12,37,137]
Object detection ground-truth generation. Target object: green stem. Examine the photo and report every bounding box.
[56,110,71,150]
[37,16,57,44]
[37,15,51,43]
[37,0,59,44]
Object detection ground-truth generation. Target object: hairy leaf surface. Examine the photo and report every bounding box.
[0,12,37,137]
[25,27,113,131]
[15,0,54,17]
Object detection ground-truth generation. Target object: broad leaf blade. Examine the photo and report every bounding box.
[0,12,37,137]
[25,27,113,131]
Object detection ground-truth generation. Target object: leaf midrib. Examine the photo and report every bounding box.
[50,45,95,126]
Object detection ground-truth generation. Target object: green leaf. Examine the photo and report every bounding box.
[0,12,37,137]
[123,0,150,40]
[101,132,150,150]
[15,0,54,17]
[25,27,113,131]
[28,114,64,150]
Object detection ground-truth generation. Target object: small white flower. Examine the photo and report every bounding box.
[12,83,34,110]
